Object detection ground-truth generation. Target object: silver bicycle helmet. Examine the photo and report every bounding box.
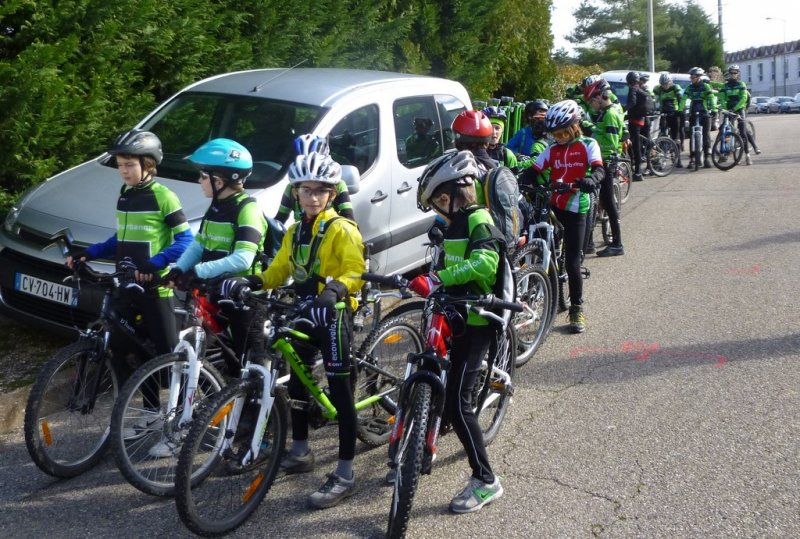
[544,100,581,132]
[417,150,479,212]
[288,152,341,185]
[659,72,672,85]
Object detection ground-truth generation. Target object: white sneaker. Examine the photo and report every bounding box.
[745,153,752,165]
[148,438,178,458]
[123,413,163,440]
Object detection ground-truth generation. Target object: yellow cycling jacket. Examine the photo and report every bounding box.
[257,207,364,309]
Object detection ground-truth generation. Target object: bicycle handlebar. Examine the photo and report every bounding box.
[519,182,575,196]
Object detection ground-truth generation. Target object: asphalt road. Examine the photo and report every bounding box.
[1,114,798,538]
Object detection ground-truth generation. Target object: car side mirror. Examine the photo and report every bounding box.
[341,165,360,195]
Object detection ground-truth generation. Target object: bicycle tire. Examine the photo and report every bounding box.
[512,243,558,335]
[648,136,679,177]
[24,340,119,478]
[746,120,755,141]
[475,325,516,444]
[617,160,633,204]
[386,382,432,539]
[355,315,423,447]
[110,351,225,496]
[513,265,551,366]
[175,379,287,536]
[692,130,702,172]
[582,192,598,258]
[712,131,744,171]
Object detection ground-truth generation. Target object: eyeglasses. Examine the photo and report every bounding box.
[297,186,334,199]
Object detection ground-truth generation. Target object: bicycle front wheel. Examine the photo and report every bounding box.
[475,325,516,445]
[513,265,551,366]
[24,340,119,478]
[387,382,432,539]
[175,379,287,536]
[617,160,633,204]
[355,312,423,447]
[712,131,744,171]
[110,351,225,496]
[648,137,679,177]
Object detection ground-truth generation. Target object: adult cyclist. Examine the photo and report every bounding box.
[654,72,685,168]
[507,100,549,158]
[683,67,715,169]
[719,64,760,164]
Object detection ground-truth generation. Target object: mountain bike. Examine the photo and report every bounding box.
[607,151,633,205]
[24,259,164,478]
[711,109,745,171]
[174,284,421,536]
[362,274,520,539]
[641,114,679,177]
[109,278,237,496]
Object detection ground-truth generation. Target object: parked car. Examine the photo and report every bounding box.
[778,96,800,113]
[599,70,660,109]
[766,96,793,113]
[0,68,472,333]
[750,96,771,114]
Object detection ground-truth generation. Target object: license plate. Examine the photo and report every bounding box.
[15,272,78,306]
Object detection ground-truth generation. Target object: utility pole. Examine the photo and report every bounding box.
[717,0,724,50]
[647,0,655,72]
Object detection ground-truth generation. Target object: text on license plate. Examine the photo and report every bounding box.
[15,273,77,306]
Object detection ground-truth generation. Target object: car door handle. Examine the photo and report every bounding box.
[397,183,413,194]
[371,191,389,203]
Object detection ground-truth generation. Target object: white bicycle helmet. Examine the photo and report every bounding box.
[293,134,329,157]
[288,151,341,185]
[417,150,479,212]
[544,99,581,132]
[659,72,672,85]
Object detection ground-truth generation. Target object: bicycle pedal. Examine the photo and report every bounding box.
[581,267,591,279]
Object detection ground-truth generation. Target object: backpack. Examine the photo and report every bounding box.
[231,196,286,272]
[629,87,656,117]
[481,166,522,253]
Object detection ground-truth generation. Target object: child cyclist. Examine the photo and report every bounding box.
[519,100,604,333]
[164,138,267,370]
[67,129,192,376]
[408,150,504,513]
[219,151,364,510]
[274,134,354,223]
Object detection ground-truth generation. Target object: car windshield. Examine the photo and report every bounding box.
[102,92,327,189]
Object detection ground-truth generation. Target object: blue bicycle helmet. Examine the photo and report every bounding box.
[294,134,329,157]
[187,138,253,184]
[482,106,508,124]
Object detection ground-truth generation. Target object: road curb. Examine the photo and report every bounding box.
[0,386,29,434]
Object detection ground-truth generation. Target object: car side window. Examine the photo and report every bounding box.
[394,96,441,169]
[435,94,466,153]
[329,104,379,175]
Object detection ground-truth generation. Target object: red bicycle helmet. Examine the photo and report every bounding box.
[451,110,493,144]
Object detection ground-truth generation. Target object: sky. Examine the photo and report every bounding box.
[551,0,800,55]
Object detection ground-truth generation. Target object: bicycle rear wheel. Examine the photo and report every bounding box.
[712,131,744,171]
[475,325,516,444]
[175,379,287,536]
[513,265,551,366]
[24,341,119,478]
[617,160,633,204]
[648,136,679,177]
[386,382,432,539]
[110,351,225,496]
[355,312,423,447]
[512,243,559,336]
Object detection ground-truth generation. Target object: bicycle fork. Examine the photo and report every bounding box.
[170,327,206,429]
[222,362,277,467]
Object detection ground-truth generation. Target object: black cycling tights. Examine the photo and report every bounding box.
[553,207,586,306]
[599,172,622,246]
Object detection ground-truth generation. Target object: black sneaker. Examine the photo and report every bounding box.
[280,450,315,474]
[584,242,596,255]
[632,173,644,182]
[596,245,624,257]
[704,157,712,168]
[308,472,357,509]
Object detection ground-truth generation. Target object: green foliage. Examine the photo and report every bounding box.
[0,0,556,202]
[567,0,720,73]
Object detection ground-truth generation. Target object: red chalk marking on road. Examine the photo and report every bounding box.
[725,264,761,275]
[569,341,728,368]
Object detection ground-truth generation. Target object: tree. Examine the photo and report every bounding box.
[662,1,724,72]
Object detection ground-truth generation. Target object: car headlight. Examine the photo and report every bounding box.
[3,205,21,233]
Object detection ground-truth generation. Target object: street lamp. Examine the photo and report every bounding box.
[766,17,787,95]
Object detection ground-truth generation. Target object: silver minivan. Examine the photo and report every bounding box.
[0,68,471,332]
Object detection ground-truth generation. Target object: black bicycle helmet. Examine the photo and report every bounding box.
[524,100,549,115]
[626,71,640,85]
[108,129,163,164]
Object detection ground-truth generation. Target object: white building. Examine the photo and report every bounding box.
[725,40,800,97]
